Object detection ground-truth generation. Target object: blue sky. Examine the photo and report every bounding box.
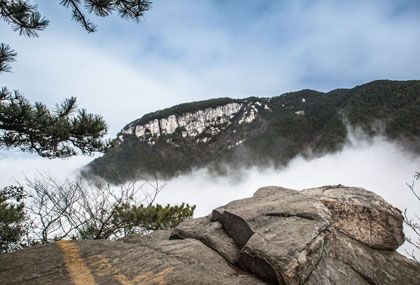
[2,0,420,137]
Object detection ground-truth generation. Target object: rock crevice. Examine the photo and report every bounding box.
[171,185,419,285]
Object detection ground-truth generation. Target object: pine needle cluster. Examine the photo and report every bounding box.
[0,0,151,157]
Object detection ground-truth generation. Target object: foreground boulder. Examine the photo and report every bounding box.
[1,185,419,284]
[0,232,262,285]
[172,185,419,284]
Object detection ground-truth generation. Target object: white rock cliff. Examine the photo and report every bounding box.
[120,101,271,146]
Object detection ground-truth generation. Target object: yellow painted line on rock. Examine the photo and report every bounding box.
[57,240,96,285]
[87,254,173,285]
[88,255,131,285]
[58,240,173,285]
[132,267,173,284]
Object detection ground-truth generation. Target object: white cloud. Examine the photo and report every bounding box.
[0,152,94,186]
[157,136,419,218]
[154,136,420,259]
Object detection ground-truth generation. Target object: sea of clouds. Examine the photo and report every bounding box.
[1,133,419,259]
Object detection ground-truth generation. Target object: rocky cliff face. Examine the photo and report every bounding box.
[1,185,419,284]
[119,101,266,145]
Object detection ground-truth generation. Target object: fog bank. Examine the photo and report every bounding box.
[155,136,420,259]
[1,135,419,259]
[157,136,419,217]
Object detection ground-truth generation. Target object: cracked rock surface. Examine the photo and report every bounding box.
[171,185,420,284]
[1,185,419,284]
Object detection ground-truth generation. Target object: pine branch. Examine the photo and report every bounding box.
[56,97,77,118]
[0,1,151,158]
[60,0,96,32]
[115,0,151,22]
[0,43,17,73]
[0,0,49,37]
[0,88,111,158]
[84,0,114,17]
[60,0,151,33]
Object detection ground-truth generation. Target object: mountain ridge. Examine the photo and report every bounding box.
[85,80,420,183]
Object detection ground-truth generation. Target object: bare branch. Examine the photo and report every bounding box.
[403,171,420,263]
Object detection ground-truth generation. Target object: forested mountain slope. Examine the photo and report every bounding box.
[85,80,420,183]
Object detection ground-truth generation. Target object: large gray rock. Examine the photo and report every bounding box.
[209,186,333,284]
[333,229,420,285]
[170,216,241,264]
[171,185,420,284]
[301,185,405,250]
[0,185,419,285]
[0,236,263,284]
[304,231,369,285]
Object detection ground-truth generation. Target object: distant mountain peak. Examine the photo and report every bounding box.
[86,80,420,183]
